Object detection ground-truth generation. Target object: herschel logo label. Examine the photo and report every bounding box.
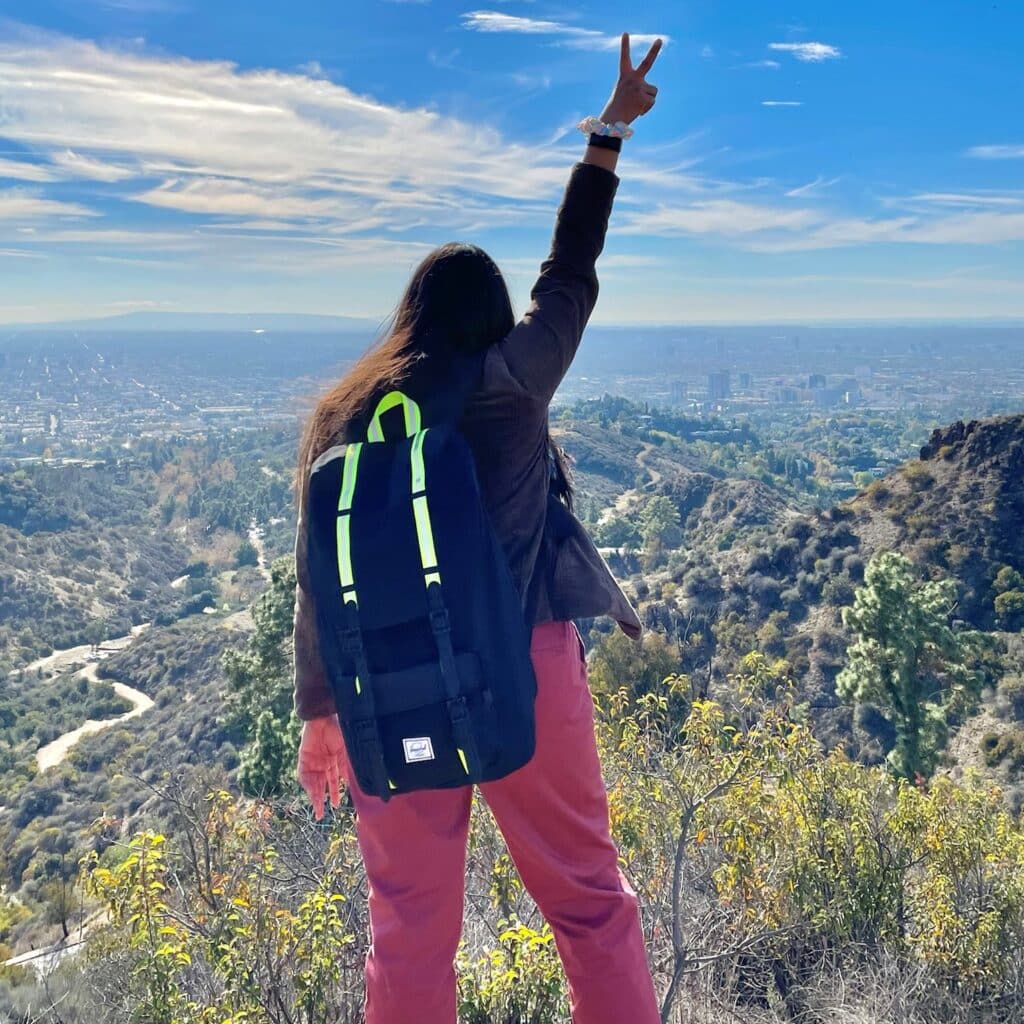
[403,737,435,763]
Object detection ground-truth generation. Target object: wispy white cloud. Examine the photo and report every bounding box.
[427,47,460,69]
[764,211,1024,250]
[649,269,1024,296]
[509,70,552,90]
[614,196,1024,251]
[908,192,1024,208]
[0,189,96,221]
[11,227,201,248]
[462,12,561,34]
[762,100,802,107]
[0,25,702,282]
[616,199,821,237]
[0,24,608,241]
[0,157,56,182]
[50,149,135,182]
[461,11,666,52]
[745,59,780,69]
[786,176,839,198]
[594,253,660,268]
[769,41,841,62]
[967,144,1024,159]
[132,177,370,220]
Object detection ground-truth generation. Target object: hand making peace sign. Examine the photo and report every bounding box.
[600,33,663,126]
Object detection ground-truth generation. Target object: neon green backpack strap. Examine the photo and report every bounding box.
[365,389,440,584]
[410,430,440,588]
[336,441,362,608]
[367,390,422,442]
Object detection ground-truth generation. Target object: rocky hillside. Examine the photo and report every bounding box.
[0,480,188,672]
[678,413,1024,755]
[0,613,246,955]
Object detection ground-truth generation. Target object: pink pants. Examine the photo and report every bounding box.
[337,619,661,1024]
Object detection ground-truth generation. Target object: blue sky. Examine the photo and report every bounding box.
[0,0,1021,324]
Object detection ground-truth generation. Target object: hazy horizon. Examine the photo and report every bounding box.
[3,310,1024,333]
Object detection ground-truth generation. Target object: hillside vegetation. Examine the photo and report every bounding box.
[1,405,1023,1022]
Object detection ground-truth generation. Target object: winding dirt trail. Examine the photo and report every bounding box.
[35,663,154,772]
[31,625,154,773]
[248,519,271,581]
[637,441,663,486]
[4,627,157,972]
[597,442,664,526]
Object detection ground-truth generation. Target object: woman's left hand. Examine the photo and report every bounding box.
[296,714,346,821]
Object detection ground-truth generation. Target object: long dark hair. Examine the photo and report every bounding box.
[295,241,573,510]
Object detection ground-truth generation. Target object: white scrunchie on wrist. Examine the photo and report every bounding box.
[577,116,634,140]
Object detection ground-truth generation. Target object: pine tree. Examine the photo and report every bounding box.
[993,566,1024,631]
[837,551,991,781]
[638,495,682,550]
[222,555,302,796]
[239,708,301,798]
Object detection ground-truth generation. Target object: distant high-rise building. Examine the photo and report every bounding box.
[670,380,687,405]
[738,372,753,389]
[813,387,846,408]
[708,370,731,401]
[808,373,827,389]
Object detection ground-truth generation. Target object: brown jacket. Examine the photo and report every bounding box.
[292,160,641,721]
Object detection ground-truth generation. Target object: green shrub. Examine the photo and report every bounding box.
[998,675,1024,721]
[981,727,1024,771]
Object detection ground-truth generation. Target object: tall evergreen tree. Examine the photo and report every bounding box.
[837,551,992,781]
[222,555,301,797]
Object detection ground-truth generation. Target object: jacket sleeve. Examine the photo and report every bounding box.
[497,161,619,405]
[291,499,338,721]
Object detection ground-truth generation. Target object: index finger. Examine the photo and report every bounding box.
[328,760,341,810]
[619,32,632,75]
[298,766,326,820]
[636,37,663,76]
[311,781,325,821]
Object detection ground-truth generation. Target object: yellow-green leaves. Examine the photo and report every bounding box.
[79,791,362,1022]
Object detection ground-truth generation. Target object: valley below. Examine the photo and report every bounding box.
[1,365,1023,1022]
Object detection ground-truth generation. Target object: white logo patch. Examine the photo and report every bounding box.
[403,737,435,763]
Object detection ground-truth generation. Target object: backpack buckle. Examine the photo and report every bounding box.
[352,718,393,799]
[446,696,472,743]
[446,695,469,724]
[340,626,362,656]
[429,605,451,635]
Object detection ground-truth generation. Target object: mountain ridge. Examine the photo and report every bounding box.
[1,311,382,333]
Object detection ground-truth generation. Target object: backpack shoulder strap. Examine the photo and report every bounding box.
[367,391,422,442]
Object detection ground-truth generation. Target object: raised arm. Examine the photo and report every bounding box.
[499,33,662,404]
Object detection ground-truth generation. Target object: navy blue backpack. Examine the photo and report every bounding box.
[304,355,538,800]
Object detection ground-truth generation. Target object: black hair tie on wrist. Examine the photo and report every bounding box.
[588,132,622,153]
